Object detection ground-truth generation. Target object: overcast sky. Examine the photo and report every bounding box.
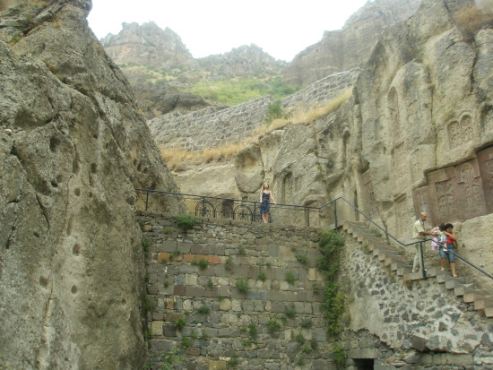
[88,0,369,62]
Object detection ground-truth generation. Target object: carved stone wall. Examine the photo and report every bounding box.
[413,151,491,225]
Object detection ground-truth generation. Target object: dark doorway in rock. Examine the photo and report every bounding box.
[354,358,374,370]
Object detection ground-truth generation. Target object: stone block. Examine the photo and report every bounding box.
[157,252,171,263]
[219,298,232,311]
[409,334,427,351]
[231,299,242,312]
[208,360,227,370]
[150,321,164,336]
[163,322,177,337]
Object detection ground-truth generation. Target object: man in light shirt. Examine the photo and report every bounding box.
[413,211,431,273]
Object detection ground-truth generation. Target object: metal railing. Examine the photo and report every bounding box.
[136,189,321,227]
[136,188,493,283]
[321,195,493,282]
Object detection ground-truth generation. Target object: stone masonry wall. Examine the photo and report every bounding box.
[138,214,339,370]
[148,69,358,151]
[342,236,493,369]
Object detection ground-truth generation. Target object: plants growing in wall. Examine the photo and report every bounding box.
[142,238,150,256]
[317,229,348,369]
[197,304,210,315]
[300,318,312,329]
[225,256,234,272]
[284,304,296,319]
[257,271,267,282]
[295,253,308,266]
[266,319,281,337]
[285,271,296,285]
[191,259,209,270]
[235,278,249,295]
[174,214,199,232]
[175,317,186,331]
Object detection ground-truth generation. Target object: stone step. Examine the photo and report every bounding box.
[484,304,493,318]
[463,289,487,303]
[451,282,474,297]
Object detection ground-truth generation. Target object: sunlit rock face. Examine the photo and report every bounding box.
[0,1,180,369]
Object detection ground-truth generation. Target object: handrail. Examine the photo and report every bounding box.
[135,188,320,210]
[324,194,493,283]
[136,188,493,283]
[324,196,430,248]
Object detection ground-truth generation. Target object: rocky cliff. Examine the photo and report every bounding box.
[155,0,493,277]
[102,21,194,69]
[0,1,180,369]
[101,23,289,118]
[197,44,286,78]
[283,0,422,86]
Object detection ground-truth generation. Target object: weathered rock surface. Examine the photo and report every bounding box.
[283,0,421,86]
[102,21,194,69]
[157,0,493,282]
[197,44,285,78]
[0,1,180,369]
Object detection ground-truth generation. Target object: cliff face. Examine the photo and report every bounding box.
[197,44,285,78]
[0,1,180,369]
[156,0,493,281]
[283,0,422,86]
[102,21,194,69]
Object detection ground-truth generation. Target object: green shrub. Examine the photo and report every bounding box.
[247,323,257,340]
[238,246,246,256]
[332,342,347,369]
[225,257,234,272]
[235,279,249,295]
[284,304,296,319]
[228,356,240,368]
[318,230,346,338]
[266,319,281,337]
[300,319,312,329]
[175,317,186,331]
[180,336,192,349]
[191,259,209,271]
[265,100,284,122]
[285,271,296,285]
[257,271,267,282]
[207,278,214,289]
[174,214,199,231]
[142,239,150,255]
[295,253,308,266]
[295,333,305,345]
[197,305,210,315]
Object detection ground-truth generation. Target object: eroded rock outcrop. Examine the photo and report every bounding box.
[0,1,180,369]
[283,0,421,86]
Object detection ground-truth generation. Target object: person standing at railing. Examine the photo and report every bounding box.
[259,182,276,224]
[441,223,459,278]
[413,211,432,273]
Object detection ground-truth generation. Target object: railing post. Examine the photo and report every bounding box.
[145,190,149,212]
[334,199,338,229]
[419,241,427,279]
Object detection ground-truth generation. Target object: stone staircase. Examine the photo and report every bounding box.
[342,221,493,318]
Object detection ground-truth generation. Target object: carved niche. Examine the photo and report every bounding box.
[447,112,475,149]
